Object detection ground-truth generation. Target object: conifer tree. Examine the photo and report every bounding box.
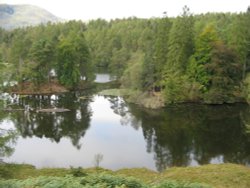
[165,6,194,74]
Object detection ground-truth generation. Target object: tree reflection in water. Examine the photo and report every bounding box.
[107,96,141,130]
[0,100,18,161]
[0,128,17,161]
[108,97,250,172]
[2,94,250,171]
[7,92,92,149]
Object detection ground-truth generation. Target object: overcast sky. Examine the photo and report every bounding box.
[1,0,249,20]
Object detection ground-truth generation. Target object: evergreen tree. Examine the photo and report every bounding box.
[188,25,218,91]
[57,31,91,88]
[228,13,250,79]
[165,6,194,74]
[141,43,155,90]
[204,41,242,103]
[9,29,32,83]
[29,39,54,85]
[153,15,172,88]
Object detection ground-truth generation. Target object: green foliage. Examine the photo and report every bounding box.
[70,167,87,177]
[141,45,155,90]
[121,52,144,90]
[29,39,54,85]
[0,21,92,89]
[188,25,243,103]
[0,174,146,188]
[8,29,32,83]
[1,9,250,104]
[0,62,13,88]
[228,13,250,78]
[203,41,242,103]
[164,74,201,103]
[244,73,250,103]
[0,166,13,179]
[0,173,211,188]
[166,6,194,74]
[153,17,172,83]
[110,47,130,78]
[152,180,211,188]
[140,16,172,90]
[187,25,219,92]
[56,33,81,87]
[1,163,250,188]
[80,174,145,188]
[57,31,91,87]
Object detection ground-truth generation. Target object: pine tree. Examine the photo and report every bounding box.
[165,6,194,74]
[153,15,172,87]
[188,25,218,91]
[29,39,54,85]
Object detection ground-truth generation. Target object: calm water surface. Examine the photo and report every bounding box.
[1,89,250,171]
[94,73,115,83]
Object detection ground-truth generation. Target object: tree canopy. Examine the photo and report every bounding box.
[0,7,250,105]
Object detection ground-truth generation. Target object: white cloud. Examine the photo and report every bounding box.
[1,0,249,20]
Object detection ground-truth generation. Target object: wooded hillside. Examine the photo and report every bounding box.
[1,6,250,106]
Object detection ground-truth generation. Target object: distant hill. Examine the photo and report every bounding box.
[0,4,62,30]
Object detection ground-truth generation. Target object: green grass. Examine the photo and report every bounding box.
[159,164,250,188]
[0,174,147,188]
[0,163,250,187]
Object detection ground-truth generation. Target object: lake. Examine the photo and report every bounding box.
[95,73,115,83]
[1,82,250,171]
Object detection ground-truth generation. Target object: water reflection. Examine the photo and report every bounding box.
[95,74,115,83]
[1,92,250,171]
[6,92,92,149]
[119,103,250,171]
[0,100,18,161]
[0,128,17,160]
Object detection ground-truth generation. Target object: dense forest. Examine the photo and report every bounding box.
[1,6,250,106]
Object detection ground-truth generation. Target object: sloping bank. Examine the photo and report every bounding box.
[99,89,165,109]
[0,163,250,187]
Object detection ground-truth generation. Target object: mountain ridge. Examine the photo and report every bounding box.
[0,4,62,30]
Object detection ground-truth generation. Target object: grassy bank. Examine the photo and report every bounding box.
[99,89,165,109]
[0,163,249,187]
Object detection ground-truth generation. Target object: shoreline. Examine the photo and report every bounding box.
[0,163,249,187]
[3,83,248,110]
